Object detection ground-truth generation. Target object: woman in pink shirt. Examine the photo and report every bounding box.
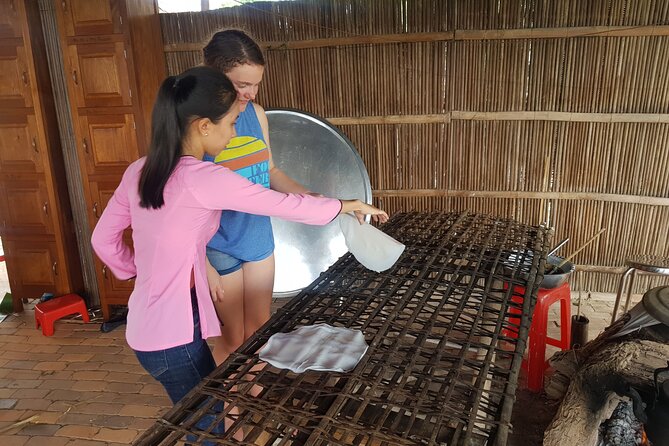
[91,66,387,417]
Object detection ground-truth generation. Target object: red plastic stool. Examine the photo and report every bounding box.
[505,282,571,392]
[35,294,89,336]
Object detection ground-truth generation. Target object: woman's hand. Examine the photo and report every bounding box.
[340,199,389,224]
[206,259,225,303]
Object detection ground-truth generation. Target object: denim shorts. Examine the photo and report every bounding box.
[206,247,243,275]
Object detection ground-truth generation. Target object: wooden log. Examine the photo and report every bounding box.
[543,340,669,446]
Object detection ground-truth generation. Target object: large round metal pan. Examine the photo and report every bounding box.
[266,109,372,297]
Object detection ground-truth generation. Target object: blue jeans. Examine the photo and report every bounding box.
[134,290,224,441]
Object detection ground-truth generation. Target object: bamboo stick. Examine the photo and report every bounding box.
[371,189,669,206]
[163,26,669,53]
[323,112,669,125]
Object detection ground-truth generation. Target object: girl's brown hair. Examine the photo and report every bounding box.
[203,29,265,73]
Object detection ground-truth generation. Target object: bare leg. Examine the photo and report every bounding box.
[211,268,245,366]
[242,254,275,338]
[241,254,275,396]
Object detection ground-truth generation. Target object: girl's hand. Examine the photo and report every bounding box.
[206,259,225,303]
[341,199,389,224]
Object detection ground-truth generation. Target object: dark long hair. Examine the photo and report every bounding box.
[138,66,237,209]
[203,29,265,73]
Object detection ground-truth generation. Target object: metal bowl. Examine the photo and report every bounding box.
[503,252,574,289]
[541,255,575,289]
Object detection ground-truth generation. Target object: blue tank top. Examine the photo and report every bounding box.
[204,104,274,261]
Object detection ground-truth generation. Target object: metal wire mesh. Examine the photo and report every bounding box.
[136,211,552,446]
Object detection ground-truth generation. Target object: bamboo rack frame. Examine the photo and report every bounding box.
[136,212,552,446]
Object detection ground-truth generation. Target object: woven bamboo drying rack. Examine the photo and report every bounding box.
[136,211,552,446]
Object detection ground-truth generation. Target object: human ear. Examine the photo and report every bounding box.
[196,118,212,137]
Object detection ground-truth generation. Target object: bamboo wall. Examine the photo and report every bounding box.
[160,0,669,293]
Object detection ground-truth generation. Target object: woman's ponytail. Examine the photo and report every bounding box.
[138,68,236,209]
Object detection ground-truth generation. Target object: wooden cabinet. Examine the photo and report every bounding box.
[55,0,165,319]
[0,0,83,311]
[61,0,124,36]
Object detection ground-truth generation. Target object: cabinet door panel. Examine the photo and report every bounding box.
[0,0,22,38]
[3,238,60,300]
[0,178,54,235]
[0,43,32,108]
[68,42,132,107]
[78,114,139,176]
[89,179,133,304]
[0,114,44,173]
[61,0,123,36]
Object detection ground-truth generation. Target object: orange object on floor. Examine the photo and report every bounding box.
[505,282,571,393]
[35,294,90,336]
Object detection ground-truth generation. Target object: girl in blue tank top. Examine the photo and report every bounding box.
[203,30,317,368]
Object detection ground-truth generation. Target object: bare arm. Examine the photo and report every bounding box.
[254,103,311,194]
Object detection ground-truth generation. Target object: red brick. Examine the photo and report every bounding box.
[54,424,100,439]
[102,362,145,374]
[18,423,61,436]
[29,344,62,354]
[93,427,139,443]
[71,402,124,416]
[139,384,165,396]
[0,435,29,446]
[66,440,108,446]
[118,404,164,418]
[45,389,82,402]
[56,413,96,425]
[33,361,67,371]
[14,398,52,411]
[28,336,83,346]
[24,436,69,446]
[71,381,107,392]
[0,388,15,398]
[35,411,62,424]
[81,338,116,346]
[128,417,158,430]
[105,382,143,394]
[4,343,32,353]
[38,379,75,390]
[71,371,108,381]
[0,335,29,343]
[4,360,39,370]
[64,362,101,371]
[0,409,26,422]
[59,345,124,355]
[40,371,74,380]
[58,353,94,362]
[112,393,169,406]
[7,380,42,389]
[0,327,19,335]
[92,415,135,429]
[9,388,50,399]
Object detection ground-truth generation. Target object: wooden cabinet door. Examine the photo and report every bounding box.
[3,238,61,300]
[60,0,124,36]
[0,113,44,173]
[0,178,54,236]
[67,41,132,108]
[89,179,134,306]
[0,0,22,38]
[0,42,33,108]
[78,113,139,176]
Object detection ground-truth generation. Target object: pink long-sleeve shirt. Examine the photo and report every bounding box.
[91,156,342,351]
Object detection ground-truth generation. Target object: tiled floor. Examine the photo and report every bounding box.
[0,290,633,445]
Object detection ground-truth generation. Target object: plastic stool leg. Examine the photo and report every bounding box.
[525,299,549,393]
[560,294,572,349]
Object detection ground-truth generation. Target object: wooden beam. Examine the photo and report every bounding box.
[372,189,669,206]
[164,25,669,53]
[450,111,669,123]
[327,114,450,125]
[322,111,669,125]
